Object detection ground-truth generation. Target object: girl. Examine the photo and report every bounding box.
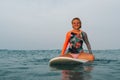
[61,17,93,60]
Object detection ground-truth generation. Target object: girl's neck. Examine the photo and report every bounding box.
[72,29,81,32]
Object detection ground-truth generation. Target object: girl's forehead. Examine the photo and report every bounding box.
[73,19,80,22]
[72,20,81,23]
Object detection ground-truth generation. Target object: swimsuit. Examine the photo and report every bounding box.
[67,32,83,54]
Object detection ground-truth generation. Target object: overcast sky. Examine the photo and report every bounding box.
[0,0,120,50]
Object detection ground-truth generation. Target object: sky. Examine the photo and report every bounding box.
[0,0,120,50]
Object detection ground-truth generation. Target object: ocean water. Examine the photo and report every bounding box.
[0,49,120,80]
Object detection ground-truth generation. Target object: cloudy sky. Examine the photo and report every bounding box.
[0,0,120,50]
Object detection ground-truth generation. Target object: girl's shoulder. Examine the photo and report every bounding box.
[66,30,72,34]
[65,30,74,38]
[81,30,87,37]
[81,30,85,34]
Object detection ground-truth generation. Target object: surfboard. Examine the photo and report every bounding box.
[49,53,95,70]
[49,57,88,70]
[49,57,88,65]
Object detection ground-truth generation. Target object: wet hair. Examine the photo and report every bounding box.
[71,17,82,28]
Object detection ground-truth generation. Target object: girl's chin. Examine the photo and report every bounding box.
[72,26,80,30]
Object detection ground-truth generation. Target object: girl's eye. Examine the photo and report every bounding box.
[73,22,80,24]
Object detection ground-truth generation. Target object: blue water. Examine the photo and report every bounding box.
[0,49,120,80]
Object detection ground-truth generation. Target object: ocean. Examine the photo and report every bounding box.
[0,49,120,80]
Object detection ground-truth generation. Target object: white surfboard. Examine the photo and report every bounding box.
[49,57,88,70]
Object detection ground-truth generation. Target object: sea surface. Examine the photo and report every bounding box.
[0,49,120,80]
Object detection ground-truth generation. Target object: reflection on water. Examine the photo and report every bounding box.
[61,65,93,80]
[49,61,94,80]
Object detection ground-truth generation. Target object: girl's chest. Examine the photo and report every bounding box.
[70,32,82,41]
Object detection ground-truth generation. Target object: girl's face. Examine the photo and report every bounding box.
[72,19,81,30]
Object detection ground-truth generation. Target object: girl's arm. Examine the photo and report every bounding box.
[82,31,93,54]
[61,32,70,55]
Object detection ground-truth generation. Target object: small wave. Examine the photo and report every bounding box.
[28,58,50,63]
[93,59,119,65]
[28,72,60,77]
[9,66,30,70]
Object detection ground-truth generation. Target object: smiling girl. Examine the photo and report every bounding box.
[60,17,94,60]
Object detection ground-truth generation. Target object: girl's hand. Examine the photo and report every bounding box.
[59,53,64,56]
